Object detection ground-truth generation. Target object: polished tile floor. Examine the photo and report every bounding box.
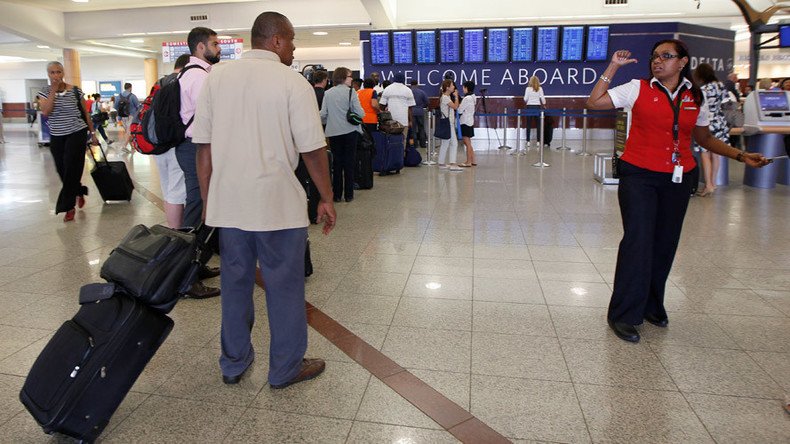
[0,122,789,443]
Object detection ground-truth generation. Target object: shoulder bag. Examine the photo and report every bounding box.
[346,88,363,125]
[433,105,451,140]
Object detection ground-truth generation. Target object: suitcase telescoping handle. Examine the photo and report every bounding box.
[87,137,111,167]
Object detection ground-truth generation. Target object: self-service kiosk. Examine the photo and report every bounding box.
[740,91,790,188]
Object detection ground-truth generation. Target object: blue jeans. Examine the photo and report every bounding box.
[218,227,308,385]
[174,138,202,228]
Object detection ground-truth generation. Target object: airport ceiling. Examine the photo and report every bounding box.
[0,0,786,62]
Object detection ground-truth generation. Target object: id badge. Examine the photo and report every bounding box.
[672,164,683,183]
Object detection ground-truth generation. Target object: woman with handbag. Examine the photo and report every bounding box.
[90,93,111,146]
[692,64,730,197]
[586,41,769,343]
[38,61,100,222]
[320,67,365,202]
[435,79,461,171]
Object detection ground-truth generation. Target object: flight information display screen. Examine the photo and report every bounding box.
[463,29,484,63]
[370,32,391,65]
[561,26,584,61]
[440,29,460,63]
[586,26,609,61]
[536,27,559,62]
[487,28,509,63]
[416,30,436,64]
[511,27,533,62]
[392,31,413,64]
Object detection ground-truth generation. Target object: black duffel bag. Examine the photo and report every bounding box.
[100,224,202,313]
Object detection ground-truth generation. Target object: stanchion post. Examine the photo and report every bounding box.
[423,110,436,165]
[576,108,592,157]
[560,107,571,150]
[532,110,550,168]
[512,109,523,156]
[498,108,511,150]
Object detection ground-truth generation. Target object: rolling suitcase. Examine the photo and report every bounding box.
[355,128,374,189]
[20,287,173,443]
[372,131,404,176]
[89,145,134,202]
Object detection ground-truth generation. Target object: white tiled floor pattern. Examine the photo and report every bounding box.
[0,123,789,443]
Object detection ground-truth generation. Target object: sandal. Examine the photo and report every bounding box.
[459,163,471,167]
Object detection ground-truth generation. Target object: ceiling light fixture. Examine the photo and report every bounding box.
[217,35,233,39]
[339,42,352,46]
[36,45,50,49]
[129,39,144,43]
[313,31,328,36]
[72,0,89,3]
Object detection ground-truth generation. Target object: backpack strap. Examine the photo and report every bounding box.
[177,64,208,79]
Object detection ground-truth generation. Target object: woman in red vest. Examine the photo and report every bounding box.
[586,40,769,343]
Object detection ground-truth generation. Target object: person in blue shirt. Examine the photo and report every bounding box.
[409,80,429,148]
[115,83,140,152]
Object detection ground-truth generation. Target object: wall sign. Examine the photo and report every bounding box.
[161,38,244,63]
[362,23,734,97]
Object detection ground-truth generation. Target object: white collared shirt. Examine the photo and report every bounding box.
[191,49,326,232]
[608,77,710,126]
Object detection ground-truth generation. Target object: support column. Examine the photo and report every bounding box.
[62,48,82,89]
[144,58,158,94]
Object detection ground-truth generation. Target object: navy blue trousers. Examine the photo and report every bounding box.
[608,161,695,326]
[175,138,202,228]
[218,227,308,385]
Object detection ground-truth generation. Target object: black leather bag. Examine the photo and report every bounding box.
[434,114,451,140]
[346,88,363,125]
[612,152,621,179]
[100,224,198,313]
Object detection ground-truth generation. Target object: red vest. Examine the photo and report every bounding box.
[622,79,699,173]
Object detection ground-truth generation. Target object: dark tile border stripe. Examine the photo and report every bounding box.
[130,178,511,443]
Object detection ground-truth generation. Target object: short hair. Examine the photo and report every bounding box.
[462,81,475,93]
[124,83,132,90]
[382,80,392,89]
[332,67,350,85]
[693,63,718,85]
[46,61,63,71]
[410,80,418,86]
[92,93,101,100]
[441,79,454,92]
[363,78,375,89]
[251,11,290,48]
[393,72,405,83]
[174,53,191,70]
[187,27,217,54]
[352,78,363,88]
[312,70,328,85]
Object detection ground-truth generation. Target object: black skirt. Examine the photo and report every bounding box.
[460,124,475,138]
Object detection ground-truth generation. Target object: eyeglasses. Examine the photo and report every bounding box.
[650,52,680,61]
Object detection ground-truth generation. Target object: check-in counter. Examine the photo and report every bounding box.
[741,91,790,188]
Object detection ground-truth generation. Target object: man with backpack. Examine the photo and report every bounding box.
[116,83,140,152]
[172,27,222,299]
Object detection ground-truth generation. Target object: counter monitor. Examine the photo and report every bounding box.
[758,91,790,112]
[586,26,609,61]
[487,28,509,63]
[512,27,534,62]
[416,30,437,64]
[781,25,790,47]
[536,27,559,62]
[561,26,584,61]
[440,29,461,63]
[393,31,413,64]
[463,29,485,63]
[370,32,391,65]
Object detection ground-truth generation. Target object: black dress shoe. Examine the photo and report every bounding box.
[183,281,220,299]
[608,319,640,343]
[333,197,341,202]
[345,197,354,202]
[198,265,220,279]
[223,359,254,384]
[644,313,669,328]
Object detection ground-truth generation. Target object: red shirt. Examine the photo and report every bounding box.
[621,79,700,173]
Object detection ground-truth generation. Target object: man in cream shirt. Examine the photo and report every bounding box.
[193,11,335,388]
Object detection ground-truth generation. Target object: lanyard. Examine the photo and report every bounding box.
[656,84,687,165]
